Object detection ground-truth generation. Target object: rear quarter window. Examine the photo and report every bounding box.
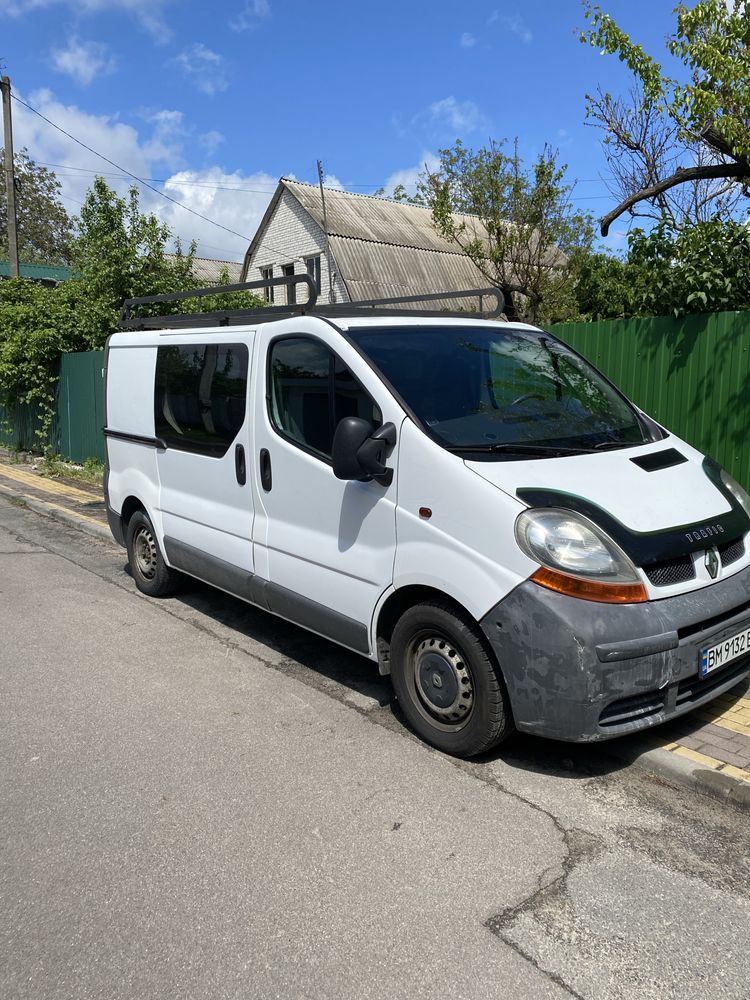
[155,343,249,457]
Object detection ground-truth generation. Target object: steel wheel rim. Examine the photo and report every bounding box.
[408,632,475,732]
[134,526,158,581]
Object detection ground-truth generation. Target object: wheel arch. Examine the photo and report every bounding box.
[373,585,482,676]
[120,495,147,528]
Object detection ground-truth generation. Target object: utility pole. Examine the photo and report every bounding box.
[317,159,335,304]
[1,75,19,277]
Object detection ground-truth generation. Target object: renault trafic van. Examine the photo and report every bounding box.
[104,277,750,757]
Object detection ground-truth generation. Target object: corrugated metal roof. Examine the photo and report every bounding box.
[329,236,491,311]
[284,179,488,255]
[164,255,242,285]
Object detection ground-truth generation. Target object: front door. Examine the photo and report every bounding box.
[154,333,256,578]
[252,317,401,654]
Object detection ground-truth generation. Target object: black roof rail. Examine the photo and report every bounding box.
[119,274,317,329]
[119,275,505,331]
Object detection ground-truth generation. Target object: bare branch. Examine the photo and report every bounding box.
[600,163,749,235]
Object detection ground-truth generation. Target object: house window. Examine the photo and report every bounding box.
[282,263,296,304]
[305,255,321,293]
[260,265,274,303]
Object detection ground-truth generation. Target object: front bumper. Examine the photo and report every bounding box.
[480,565,750,742]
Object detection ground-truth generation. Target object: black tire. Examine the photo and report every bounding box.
[125,510,179,597]
[390,600,514,757]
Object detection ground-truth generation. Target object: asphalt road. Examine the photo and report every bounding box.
[1,494,749,1000]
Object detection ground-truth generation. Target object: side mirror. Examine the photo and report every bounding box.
[332,418,396,486]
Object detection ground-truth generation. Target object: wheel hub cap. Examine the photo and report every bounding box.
[134,527,157,580]
[414,637,473,722]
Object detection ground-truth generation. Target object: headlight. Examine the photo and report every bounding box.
[720,469,750,518]
[515,508,647,603]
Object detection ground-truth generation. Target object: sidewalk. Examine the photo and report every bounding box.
[1,455,749,808]
[0,459,109,537]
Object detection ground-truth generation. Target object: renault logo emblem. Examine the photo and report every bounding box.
[705,547,720,579]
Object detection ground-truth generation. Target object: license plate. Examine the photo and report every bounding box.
[700,625,750,677]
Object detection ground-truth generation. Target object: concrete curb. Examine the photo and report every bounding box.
[0,482,113,542]
[609,742,750,812]
[3,471,750,811]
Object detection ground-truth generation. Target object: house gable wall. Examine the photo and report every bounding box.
[245,189,348,305]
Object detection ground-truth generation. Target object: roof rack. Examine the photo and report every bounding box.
[119,275,505,330]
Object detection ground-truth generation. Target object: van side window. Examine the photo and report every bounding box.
[270,337,381,460]
[155,343,249,457]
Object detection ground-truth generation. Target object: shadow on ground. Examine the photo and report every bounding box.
[125,560,750,784]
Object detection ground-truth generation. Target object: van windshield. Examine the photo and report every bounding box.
[349,325,652,455]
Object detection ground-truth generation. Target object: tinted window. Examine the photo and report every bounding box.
[270,337,381,459]
[349,326,650,454]
[155,343,249,457]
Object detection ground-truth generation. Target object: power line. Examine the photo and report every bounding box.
[11,93,311,267]
[12,93,254,243]
[36,160,281,194]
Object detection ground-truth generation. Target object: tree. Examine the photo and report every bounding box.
[581,1,750,235]
[0,176,263,449]
[417,139,594,323]
[628,219,750,317]
[570,220,750,320]
[0,148,74,263]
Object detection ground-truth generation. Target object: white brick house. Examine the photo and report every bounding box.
[240,178,490,309]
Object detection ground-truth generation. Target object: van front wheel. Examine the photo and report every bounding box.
[126,510,179,598]
[390,600,513,758]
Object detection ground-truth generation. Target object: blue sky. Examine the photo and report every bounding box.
[1,0,679,261]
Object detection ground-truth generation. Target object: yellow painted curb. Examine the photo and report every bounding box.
[0,482,106,531]
[669,745,750,784]
[0,464,100,503]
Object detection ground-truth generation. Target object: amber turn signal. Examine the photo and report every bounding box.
[529,567,648,604]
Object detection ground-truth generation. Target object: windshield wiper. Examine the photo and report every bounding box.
[445,442,597,456]
[592,440,637,451]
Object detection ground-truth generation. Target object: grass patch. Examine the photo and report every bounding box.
[38,454,104,485]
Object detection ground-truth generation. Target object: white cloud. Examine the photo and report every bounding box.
[380,151,440,198]
[172,43,228,96]
[199,130,225,156]
[501,14,532,44]
[10,88,278,260]
[322,173,344,191]
[159,167,278,257]
[0,0,174,40]
[51,36,116,86]
[229,0,270,31]
[428,96,488,134]
[460,31,477,48]
[485,8,532,42]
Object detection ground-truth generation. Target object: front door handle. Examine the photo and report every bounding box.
[235,444,246,486]
[260,448,272,492]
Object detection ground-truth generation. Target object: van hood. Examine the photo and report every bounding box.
[465,439,747,565]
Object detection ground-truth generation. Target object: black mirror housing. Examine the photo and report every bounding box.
[332,418,396,486]
[332,417,373,480]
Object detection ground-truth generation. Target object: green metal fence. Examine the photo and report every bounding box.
[0,351,105,463]
[553,311,750,492]
[1,312,749,486]
[0,395,46,453]
[57,351,105,463]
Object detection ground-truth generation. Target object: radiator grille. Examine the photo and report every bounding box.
[719,537,745,567]
[644,556,696,587]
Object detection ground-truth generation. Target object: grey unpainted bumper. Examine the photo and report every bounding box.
[480,566,750,742]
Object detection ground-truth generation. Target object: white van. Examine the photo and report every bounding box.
[104,277,750,757]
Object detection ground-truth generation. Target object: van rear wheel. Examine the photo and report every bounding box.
[126,510,179,598]
[390,600,513,758]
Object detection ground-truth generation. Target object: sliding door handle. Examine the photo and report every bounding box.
[260,448,272,491]
[235,444,246,486]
